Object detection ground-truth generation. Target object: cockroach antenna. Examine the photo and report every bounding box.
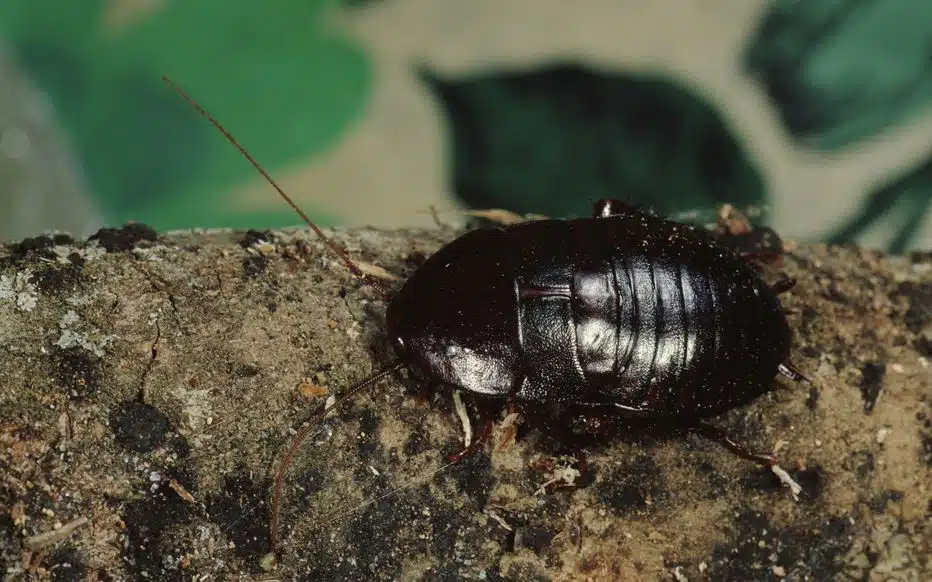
[161,76,392,301]
[163,75,403,554]
[269,362,403,551]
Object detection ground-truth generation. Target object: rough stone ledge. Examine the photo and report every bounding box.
[0,224,929,581]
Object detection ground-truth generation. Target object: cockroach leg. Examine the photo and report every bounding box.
[163,76,393,301]
[690,422,776,467]
[447,421,493,463]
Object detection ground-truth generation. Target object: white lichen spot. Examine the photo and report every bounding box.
[132,246,164,262]
[65,293,94,307]
[60,310,80,327]
[17,291,37,312]
[83,243,107,261]
[52,245,76,264]
[52,242,106,263]
[0,270,39,312]
[876,427,891,445]
[55,309,115,357]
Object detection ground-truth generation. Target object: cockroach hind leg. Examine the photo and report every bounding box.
[777,362,812,385]
[689,423,805,500]
[690,422,776,467]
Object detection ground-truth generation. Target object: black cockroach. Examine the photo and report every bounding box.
[163,77,811,556]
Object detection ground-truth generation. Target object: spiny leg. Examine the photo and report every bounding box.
[690,421,806,500]
[447,396,525,463]
[689,422,776,467]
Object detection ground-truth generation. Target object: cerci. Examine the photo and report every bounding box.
[164,77,808,555]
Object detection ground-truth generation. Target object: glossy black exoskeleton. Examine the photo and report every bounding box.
[165,78,809,555]
[388,198,794,418]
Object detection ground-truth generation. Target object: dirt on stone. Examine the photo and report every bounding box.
[0,223,929,580]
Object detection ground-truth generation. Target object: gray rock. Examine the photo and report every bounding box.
[0,226,929,580]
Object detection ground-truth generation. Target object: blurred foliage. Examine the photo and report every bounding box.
[421,65,767,223]
[747,0,932,249]
[0,0,928,250]
[0,0,370,230]
[746,0,932,151]
[828,154,932,254]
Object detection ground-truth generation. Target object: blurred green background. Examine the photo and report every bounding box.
[1,0,930,252]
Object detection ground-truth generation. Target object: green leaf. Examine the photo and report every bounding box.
[5,0,370,231]
[0,0,105,48]
[421,64,766,222]
[746,0,932,150]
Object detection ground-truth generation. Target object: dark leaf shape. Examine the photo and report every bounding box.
[828,155,932,253]
[420,64,766,221]
[745,0,932,150]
